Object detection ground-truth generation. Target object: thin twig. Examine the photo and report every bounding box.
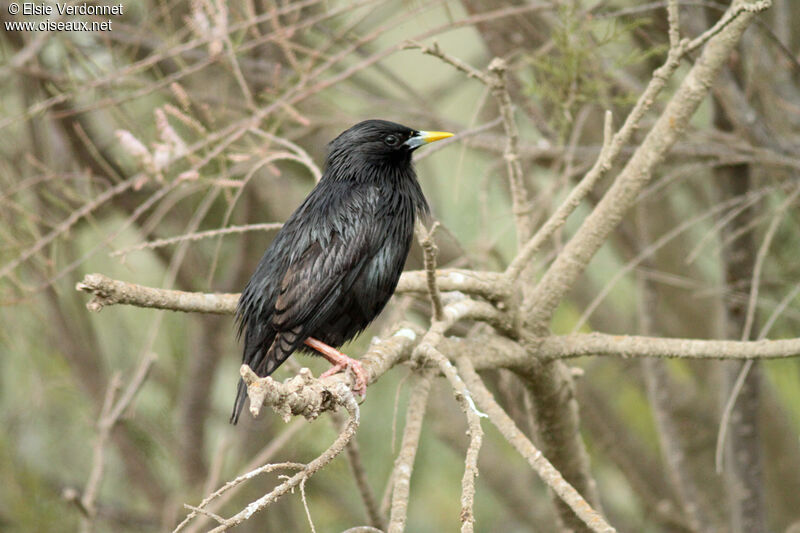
[208,393,360,532]
[407,41,532,244]
[403,41,492,85]
[0,176,137,280]
[182,420,306,533]
[488,57,533,244]
[505,110,615,281]
[415,340,487,532]
[79,351,157,532]
[714,183,800,472]
[416,221,445,321]
[574,189,772,332]
[330,409,386,530]
[182,504,227,526]
[345,434,386,530]
[741,184,800,341]
[299,477,317,533]
[79,373,122,533]
[684,0,772,53]
[173,462,306,532]
[667,0,681,49]
[458,358,616,533]
[110,223,283,258]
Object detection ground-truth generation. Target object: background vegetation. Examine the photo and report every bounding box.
[1,1,799,532]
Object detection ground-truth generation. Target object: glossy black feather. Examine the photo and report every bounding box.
[232,120,430,423]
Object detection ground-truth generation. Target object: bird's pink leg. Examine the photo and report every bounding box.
[304,337,367,397]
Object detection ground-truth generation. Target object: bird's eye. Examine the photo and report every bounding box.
[384,134,399,147]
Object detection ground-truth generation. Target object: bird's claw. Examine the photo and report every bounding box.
[320,358,367,398]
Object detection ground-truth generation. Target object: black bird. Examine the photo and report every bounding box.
[232,119,453,423]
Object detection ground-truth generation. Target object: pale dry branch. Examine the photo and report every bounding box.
[684,0,773,53]
[342,427,386,530]
[487,57,533,245]
[79,352,157,532]
[484,332,800,365]
[205,393,360,532]
[76,270,509,314]
[387,372,433,533]
[109,223,283,258]
[667,0,681,49]
[182,504,227,526]
[416,220,444,321]
[455,358,484,533]
[177,428,306,533]
[507,12,770,507]
[299,477,317,533]
[75,274,800,370]
[505,110,615,282]
[396,269,510,301]
[505,0,716,285]
[76,273,240,314]
[406,41,532,244]
[78,373,122,533]
[240,365,352,422]
[458,358,616,533]
[415,339,486,532]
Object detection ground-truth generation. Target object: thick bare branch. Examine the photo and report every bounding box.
[76,273,239,314]
[464,332,800,367]
[76,269,510,314]
[76,273,800,365]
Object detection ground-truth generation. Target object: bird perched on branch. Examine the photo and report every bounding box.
[232,120,453,423]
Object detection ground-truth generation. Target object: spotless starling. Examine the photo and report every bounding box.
[232,120,453,423]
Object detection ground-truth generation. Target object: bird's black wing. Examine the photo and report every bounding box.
[272,232,371,332]
[232,184,382,422]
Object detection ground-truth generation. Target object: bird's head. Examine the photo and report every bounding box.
[326,119,452,178]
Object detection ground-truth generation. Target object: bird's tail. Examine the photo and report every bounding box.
[230,328,300,424]
[230,379,249,424]
[230,337,267,424]
[230,321,271,425]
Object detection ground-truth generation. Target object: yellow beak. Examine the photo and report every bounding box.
[419,131,454,143]
[405,130,454,149]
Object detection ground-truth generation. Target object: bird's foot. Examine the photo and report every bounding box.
[320,358,367,397]
[304,337,368,398]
